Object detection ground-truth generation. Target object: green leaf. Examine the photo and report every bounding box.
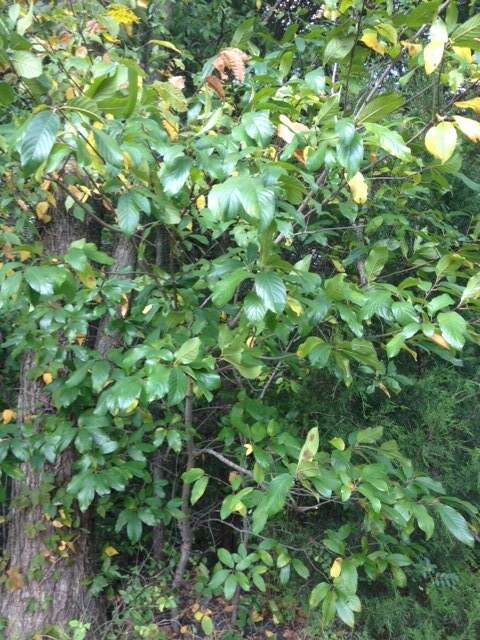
[364,245,388,282]
[218,548,235,568]
[306,143,327,171]
[334,559,358,595]
[324,36,355,63]
[12,50,42,78]
[212,269,250,306]
[337,132,364,176]
[461,273,480,303]
[336,599,355,628]
[161,156,192,196]
[437,311,467,349]
[181,467,204,483]
[252,473,294,534]
[252,571,266,592]
[168,367,188,406]
[322,590,337,626]
[201,615,213,636]
[21,111,60,175]
[224,573,238,600]
[357,93,405,123]
[24,266,65,295]
[145,365,170,401]
[330,437,345,451]
[451,13,480,47]
[243,293,267,323]
[208,177,275,228]
[254,272,286,314]
[117,193,140,235]
[310,582,329,608]
[241,111,273,146]
[436,504,474,546]
[355,426,383,444]
[292,559,310,579]
[175,337,201,364]
[93,130,124,166]
[364,123,411,159]
[209,569,229,589]
[305,68,325,94]
[386,323,420,358]
[412,504,435,540]
[0,83,14,107]
[108,378,142,412]
[191,475,209,505]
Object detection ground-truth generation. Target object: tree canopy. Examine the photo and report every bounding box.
[0,0,479,638]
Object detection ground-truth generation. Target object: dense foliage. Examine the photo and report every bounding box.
[0,0,479,638]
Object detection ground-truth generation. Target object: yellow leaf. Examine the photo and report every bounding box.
[196,195,206,210]
[106,4,139,26]
[429,334,450,349]
[162,118,178,141]
[277,115,309,144]
[19,250,31,262]
[125,399,139,414]
[36,201,49,218]
[42,372,53,385]
[52,520,64,528]
[246,335,256,348]
[425,122,457,163]
[330,557,343,578]
[361,30,386,55]
[120,294,129,318]
[348,171,368,204]
[244,443,253,456]
[194,611,204,622]
[2,409,15,424]
[454,97,480,115]
[452,46,473,63]
[424,40,444,75]
[453,115,480,142]
[401,41,422,57]
[251,610,263,622]
[142,304,153,315]
[65,87,76,100]
[287,297,304,316]
[331,258,345,273]
[233,501,246,516]
[104,546,119,557]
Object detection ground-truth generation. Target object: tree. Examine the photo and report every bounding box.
[0,0,479,636]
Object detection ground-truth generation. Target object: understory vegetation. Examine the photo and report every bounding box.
[0,0,479,638]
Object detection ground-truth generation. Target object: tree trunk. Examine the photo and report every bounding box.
[0,209,102,638]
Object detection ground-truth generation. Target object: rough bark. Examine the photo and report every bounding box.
[0,209,102,639]
[95,235,136,357]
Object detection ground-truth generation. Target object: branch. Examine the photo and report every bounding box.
[200,448,254,479]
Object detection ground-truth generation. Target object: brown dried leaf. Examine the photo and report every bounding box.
[206,75,225,100]
[213,47,250,82]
